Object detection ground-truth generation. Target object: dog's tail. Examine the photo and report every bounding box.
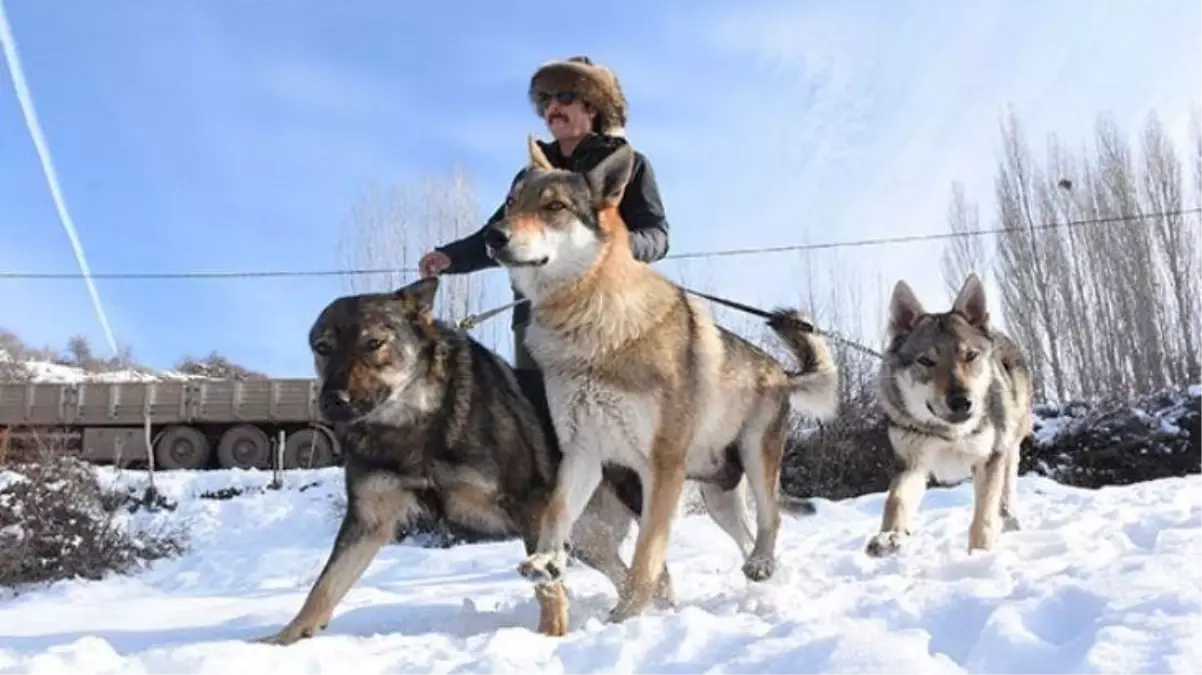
[767,308,840,422]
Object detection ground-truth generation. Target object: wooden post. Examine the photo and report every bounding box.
[270,429,285,489]
[143,413,158,506]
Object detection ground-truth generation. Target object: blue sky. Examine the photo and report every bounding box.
[1,0,1198,377]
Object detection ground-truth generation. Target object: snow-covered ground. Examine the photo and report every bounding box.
[0,467,1198,674]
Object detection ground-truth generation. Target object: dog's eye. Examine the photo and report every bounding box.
[963,350,979,363]
[364,338,386,352]
[917,356,936,368]
[545,200,568,212]
[313,340,333,356]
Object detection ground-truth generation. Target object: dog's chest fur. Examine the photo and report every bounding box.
[544,371,659,471]
[888,423,1000,484]
[525,297,746,481]
[883,365,1021,484]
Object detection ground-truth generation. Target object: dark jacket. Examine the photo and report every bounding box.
[435,133,670,327]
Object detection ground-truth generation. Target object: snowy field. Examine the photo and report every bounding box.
[0,467,1199,674]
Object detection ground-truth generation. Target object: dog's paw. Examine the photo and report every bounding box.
[652,579,677,609]
[865,531,908,558]
[606,598,643,624]
[742,554,776,581]
[968,520,1000,553]
[518,551,568,583]
[255,625,312,646]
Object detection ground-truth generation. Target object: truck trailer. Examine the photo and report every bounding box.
[0,378,340,471]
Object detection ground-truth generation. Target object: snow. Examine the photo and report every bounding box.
[0,348,197,384]
[0,467,1199,674]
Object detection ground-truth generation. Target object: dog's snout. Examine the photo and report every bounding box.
[947,392,972,414]
[320,389,353,417]
[484,227,510,251]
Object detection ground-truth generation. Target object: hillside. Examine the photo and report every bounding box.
[0,330,267,384]
[0,352,194,384]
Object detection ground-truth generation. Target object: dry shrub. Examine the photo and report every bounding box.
[781,394,901,502]
[0,437,186,593]
[174,352,268,380]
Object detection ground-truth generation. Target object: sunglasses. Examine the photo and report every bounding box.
[537,91,578,107]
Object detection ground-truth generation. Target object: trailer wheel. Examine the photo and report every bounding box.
[216,424,272,470]
[154,425,211,470]
[283,427,336,469]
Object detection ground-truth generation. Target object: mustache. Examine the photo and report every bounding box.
[547,112,569,124]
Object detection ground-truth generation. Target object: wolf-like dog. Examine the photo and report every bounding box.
[866,273,1033,557]
[259,276,658,644]
[482,135,841,624]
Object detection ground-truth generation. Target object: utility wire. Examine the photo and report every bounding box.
[1,207,1197,281]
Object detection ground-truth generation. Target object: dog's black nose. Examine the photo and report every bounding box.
[484,227,510,250]
[320,390,354,419]
[947,393,973,414]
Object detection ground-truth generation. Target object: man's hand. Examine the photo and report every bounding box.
[419,251,451,278]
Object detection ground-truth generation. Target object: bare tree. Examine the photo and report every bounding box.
[940,180,989,299]
[1140,112,1200,383]
[991,110,1067,400]
[337,164,504,351]
[952,107,1199,404]
[1096,115,1174,392]
[1041,137,1099,398]
[1194,107,1202,370]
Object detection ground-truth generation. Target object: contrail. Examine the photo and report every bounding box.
[0,0,118,356]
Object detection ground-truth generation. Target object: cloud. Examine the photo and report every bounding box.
[2,0,1197,373]
[623,0,1202,341]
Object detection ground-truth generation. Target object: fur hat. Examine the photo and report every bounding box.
[528,56,627,137]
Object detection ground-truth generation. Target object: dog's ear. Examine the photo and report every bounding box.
[394,276,439,320]
[527,134,554,171]
[585,143,635,208]
[952,273,989,329]
[888,280,925,338]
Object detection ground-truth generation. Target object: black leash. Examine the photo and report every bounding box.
[456,285,883,360]
[676,285,883,360]
[457,298,527,331]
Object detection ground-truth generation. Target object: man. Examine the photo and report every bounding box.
[418,56,671,371]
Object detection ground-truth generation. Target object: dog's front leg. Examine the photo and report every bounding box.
[969,451,1006,553]
[865,466,927,557]
[259,473,415,646]
[534,580,570,637]
[518,451,602,584]
[1000,445,1021,532]
[608,450,688,623]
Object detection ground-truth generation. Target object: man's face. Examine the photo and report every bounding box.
[541,92,595,140]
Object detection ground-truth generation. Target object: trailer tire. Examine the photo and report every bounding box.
[154,425,211,470]
[216,424,272,470]
[283,427,336,469]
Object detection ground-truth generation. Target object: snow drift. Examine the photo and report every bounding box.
[0,465,1197,674]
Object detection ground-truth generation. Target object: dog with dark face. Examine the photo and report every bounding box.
[867,273,1033,557]
[259,276,651,644]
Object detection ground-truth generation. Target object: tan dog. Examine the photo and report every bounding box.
[484,135,841,625]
